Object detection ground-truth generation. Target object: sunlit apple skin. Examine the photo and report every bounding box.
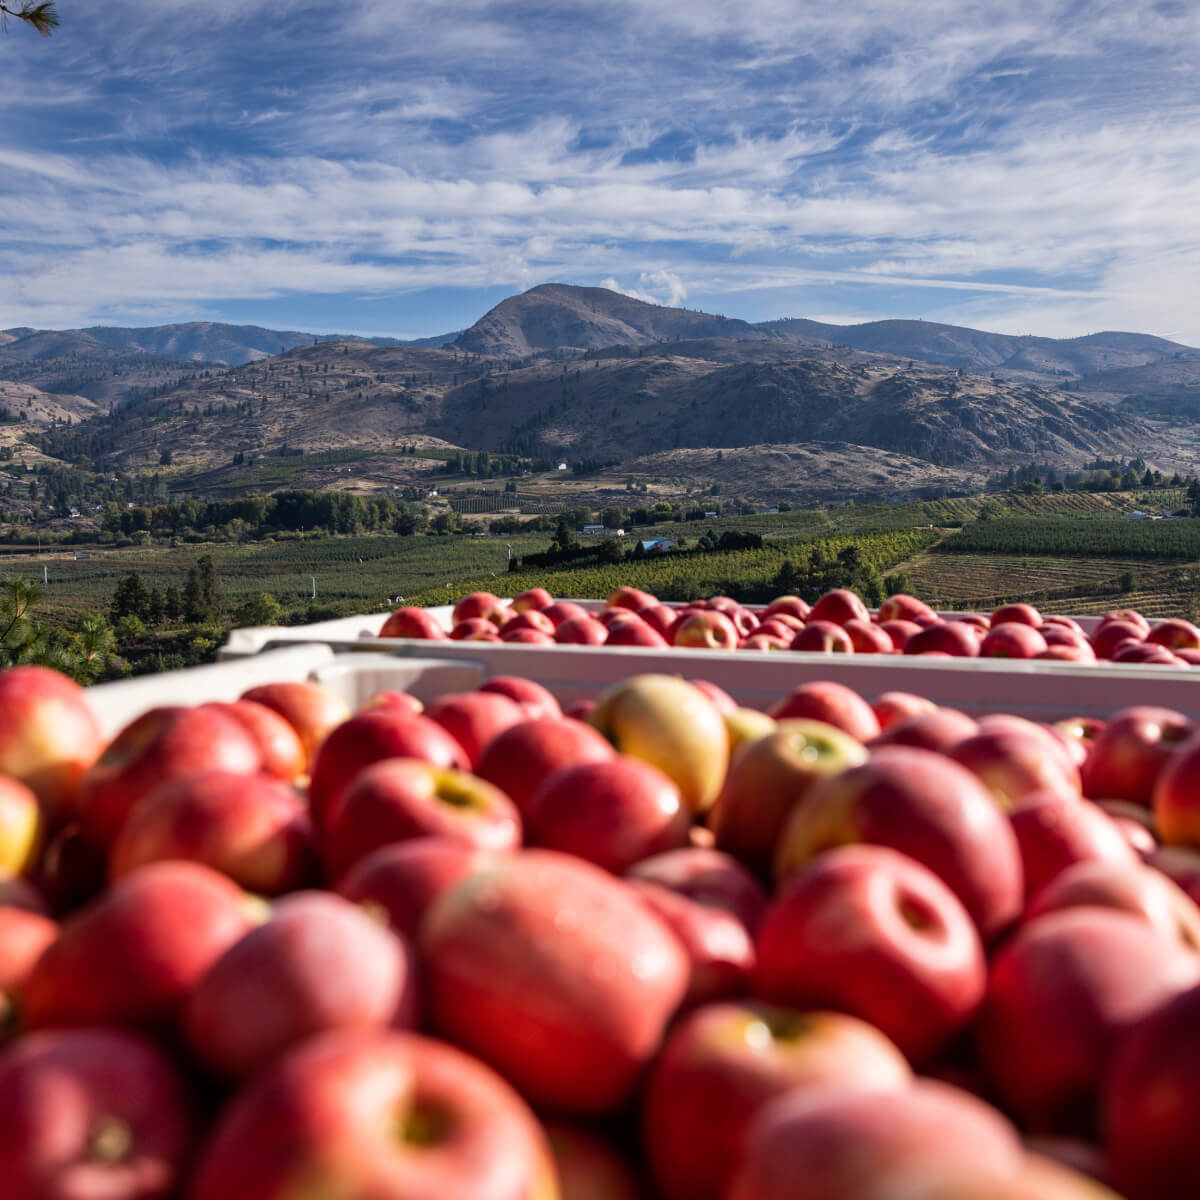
[1145,617,1200,650]
[991,602,1042,627]
[202,699,307,783]
[1080,706,1194,805]
[0,666,104,821]
[308,707,469,833]
[451,591,508,627]
[1010,791,1138,902]
[511,586,554,613]
[554,613,609,644]
[379,605,449,640]
[764,595,810,621]
[605,617,670,648]
[474,717,616,819]
[425,691,526,769]
[240,680,352,772]
[526,757,691,875]
[684,678,737,716]
[21,860,259,1035]
[545,1122,641,1200]
[628,878,755,1009]
[980,623,1049,658]
[184,891,418,1079]
[740,633,790,651]
[542,600,591,628]
[0,1026,195,1200]
[768,680,880,743]
[869,706,979,753]
[1025,858,1200,952]
[76,705,264,848]
[774,746,1024,941]
[844,618,894,654]
[1105,984,1200,1200]
[589,675,729,815]
[422,848,689,1113]
[789,620,854,653]
[499,610,557,638]
[669,609,739,650]
[335,837,493,940]
[877,593,936,623]
[904,620,981,657]
[1151,730,1200,848]
[642,1001,911,1200]
[756,844,988,1063]
[974,908,1200,1133]
[808,588,870,626]
[1042,624,1095,654]
[707,720,868,877]
[723,707,777,757]
[627,846,769,935]
[1096,800,1159,859]
[451,616,502,641]
[109,769,317,895]
[1101,608,1152,635]
[606,586,659,612]
[478,676,562,722]
[0,775,42,878]
[0,905,57,1003]
[872,692,936,730]
[190,1029,559,1200]
[949,725,1081,810]
[727,1079,1024,1200]
[323,758,522,882]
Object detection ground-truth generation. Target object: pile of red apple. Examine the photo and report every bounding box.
[380,585,1200,665]
[6,654,1200,1198]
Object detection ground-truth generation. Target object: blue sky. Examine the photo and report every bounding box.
[4,1,1200,344]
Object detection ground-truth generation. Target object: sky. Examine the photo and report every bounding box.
[3,0,1200,344]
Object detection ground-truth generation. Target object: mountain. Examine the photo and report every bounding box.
[451,283,767,357]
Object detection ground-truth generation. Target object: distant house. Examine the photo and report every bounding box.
[557,462,568,471]
[1125,511,1151,520]
[640,537,675,553]
[762,506,780,515]
[704,511,719,519]
[581,524,605,535]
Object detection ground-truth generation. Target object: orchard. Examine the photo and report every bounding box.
[2,582,1200,1197]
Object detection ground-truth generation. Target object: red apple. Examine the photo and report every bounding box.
[1112,641,1181,665]
[526,756,691,874]
[808,588,869,626]
[769,680,880,743]
[322,758,521,882]
[477,675,562,721]
[980,623,1049,658]
[184,890,418,1078]
[379,605,449,640]
[502,624,554,643]
[21,860,259,1034]
[949,724,1081,810]
[756,844,988,1062]
[626,846,769,935]
[727,1079,1024,1200]
[76,705,264,848]
[589,675,729,815]
[670,609,739,650]
[843,618,894,654]
[1025,858,1200,952]
[788,620,854,654]
[202,699,307,783]
[708,720,868,877]
[1009,791,1138,902]
[1105,983,1200,1200]
[0,1027,195,1199]
[642,1001,911,1200]
[499,610,557,638]
[422,848,689,1112]
[1090,619,1145,660]
[877,593,936,623]
[774,745,1024,940]
[869,706,979,753]
[739,633,790,651]
[605,617,670,648]
[878,618,922,650]
[241,680,352,771]
[542,600,591,628]
[1100,608,1151,635]
[904,621,981,657]
[109,769,317,895]
[190,1029,558,1200]
[0,665,104,819]
[1146,617,1200,650]
[0,905,57,1001]
[764,595,810,621]
[545,1122,642,1200]
[511,586,554,612]
[308,707,469,832]
[1152,730,1200,847]
[361,689,424,717]
[974,907,1200,1132]
[606,586,658,612]
[1080,706,1194,804]
[554,614,608,644]
[451,591,508,627]
[872,692,937,730]
[991,602,1042,627]
[450,617,501,641]
[335,837,493,940]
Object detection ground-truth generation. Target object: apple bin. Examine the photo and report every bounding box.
[3,591,1200,1196]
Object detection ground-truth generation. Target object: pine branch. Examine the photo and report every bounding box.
[1,2,59,35]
